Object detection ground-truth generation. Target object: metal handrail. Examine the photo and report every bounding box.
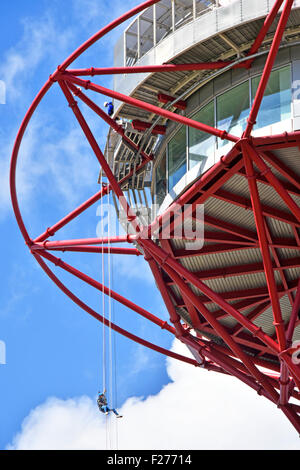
[116,1,229,67]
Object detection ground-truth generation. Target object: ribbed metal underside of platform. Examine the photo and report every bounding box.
[165,144,300,363]
[105,6,300,364]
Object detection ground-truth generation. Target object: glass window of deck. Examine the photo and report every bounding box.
[155,153,167,206]
[217,81,250,146]
[158,64,292,197]
[188,101,215,171]
[251,65,291,129]
[168,126,187,191]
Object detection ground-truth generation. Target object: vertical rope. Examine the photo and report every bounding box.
[108,184,120,450]
[112,253,119,449]
[99,173,119,449]
[108,184,113,450]
[100,171,108,449]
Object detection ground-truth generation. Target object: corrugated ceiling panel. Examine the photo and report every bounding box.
[204,197,256,231]
[179,247,262,272]
[253,294,292,336]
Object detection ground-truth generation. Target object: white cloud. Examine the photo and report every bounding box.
[0,14,74,104]
[73,0,140,29]
[113,252,154,284]
[0,80,5,104]
[0,112,100,221]
[7,340,300,450]
[0,10,76,219]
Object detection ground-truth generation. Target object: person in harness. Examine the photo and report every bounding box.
[97,390,123,418]
[104,101,114,117]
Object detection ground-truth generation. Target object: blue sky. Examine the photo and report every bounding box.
[1,0,300,450]
[0,0,173,449]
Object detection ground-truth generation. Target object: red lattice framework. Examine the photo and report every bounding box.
[10,0,300,433]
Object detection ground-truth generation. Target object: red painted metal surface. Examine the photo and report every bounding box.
[61,73,239,143]
[67,61,237,76]
[157,93,187,110]
[131,119,166,135]
[244,0,294,136]
[10,0,300,434]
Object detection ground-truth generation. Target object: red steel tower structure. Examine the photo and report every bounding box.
[10,0,300,433]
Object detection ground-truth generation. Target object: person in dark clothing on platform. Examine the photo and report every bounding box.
[104,101,114,117]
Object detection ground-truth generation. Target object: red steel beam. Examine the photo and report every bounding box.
[280,361,292,406]
[146,243,279,402]
[144,251,187,338]
[244,0,294,136]
[198,323,278,357]
[281,281,300,404]
[34,188,107,243]
[61,66,221,369]
[260,151,300,193]
[286,279,300,344]
[244,0,285,68]
[199,338,281,374]
[32,252,201,368]
[146,279,289,406]
[67,82,153,162]
[173,243,259,258]
[62,73,239,143]
[60,73,234,371]
[55,0,162,72]
[66,61,235,77]
[242,142,286,351]
[34,156,149,244]
[59,80,141,238]
[144,144,242,240]
[11,0,162,244]
[157,93,187,110]
[196,342,279,395]
[214,188,300,227]
[141,238,280,354]
[165,256,300,283]
[238,167,300,198]
[176,280,299,307]
[33,236,136,250]
[245,142,300,223]
[265,221,294,307]
[232,301,272,337]
[34,85,154,244]
[37,245,141,255]
[253,130,300,147]
[204,215,258,243]
[144,250,219,368]
[192,346,279,406]
[195,230,256,246]
[38,249,174,334]
[37,250,231,379]
[131,120,166,135]
[161,239,203,331]
[201,298,271,328]
[271,239,300,250]
[170,289,280,364]
[158,156,245,240]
